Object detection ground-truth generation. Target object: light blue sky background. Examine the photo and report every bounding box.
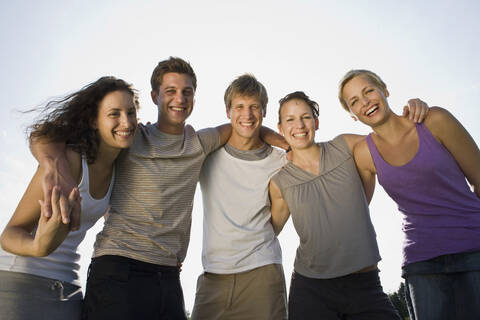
[1,0,479,312]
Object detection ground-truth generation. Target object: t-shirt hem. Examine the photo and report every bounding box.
[203,259,283,274]
[294,256,381,279]
[93,249,178,267]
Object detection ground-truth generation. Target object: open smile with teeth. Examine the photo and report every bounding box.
[239,121,255,128]
[365,105,379,116]
[114,130,134,137]
[170,106,186,112]
[292,132,307,138]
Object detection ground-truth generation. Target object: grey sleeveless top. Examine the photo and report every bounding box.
[271,135,380,279]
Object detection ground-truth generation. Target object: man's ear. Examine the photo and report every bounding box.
[226,107,231,119]
[151,90,158,105]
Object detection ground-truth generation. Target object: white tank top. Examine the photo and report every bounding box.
[0,156,114,286]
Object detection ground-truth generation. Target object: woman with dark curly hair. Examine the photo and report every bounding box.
[0,76,139,320]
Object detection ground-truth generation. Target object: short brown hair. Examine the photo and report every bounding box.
[224,74,268,115]
[278,91,319,123]
[150,57,197,92]
[338,69,387,112]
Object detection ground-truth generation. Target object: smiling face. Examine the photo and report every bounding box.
[342,75,390,127]
[95,90,138,152]
[227,94,264,142]
[278,98,318,150]
[151,72,195,134]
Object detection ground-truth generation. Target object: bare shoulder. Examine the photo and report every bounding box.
[65,148,82,184]
[424,106,462,142]
[339,133,367,153]
[353,138,376,173]
[424,107,455,129]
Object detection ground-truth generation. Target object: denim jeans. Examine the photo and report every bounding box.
[403,250,480,320]
[82,255,187,320]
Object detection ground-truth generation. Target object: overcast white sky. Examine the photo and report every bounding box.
[1,0,479,313]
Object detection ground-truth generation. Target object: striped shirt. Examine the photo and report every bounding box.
[93,123,221,266]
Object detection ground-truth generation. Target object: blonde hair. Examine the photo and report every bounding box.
[224,74,268,116]
[338,69,387,112]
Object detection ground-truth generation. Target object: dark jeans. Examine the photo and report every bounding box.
[82,255,186,320]
[288,270,399,320]
[403,250,480,320]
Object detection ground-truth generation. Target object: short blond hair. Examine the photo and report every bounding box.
[224,74,268,115]
[338,69,387,112]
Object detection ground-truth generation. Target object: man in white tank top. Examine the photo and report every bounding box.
[191,74,288,320]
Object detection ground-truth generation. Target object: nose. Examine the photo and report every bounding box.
[360,95,370,106]
[241,106,253,118]
[296,118,306,128]
[119,112,130,127]
[174,91,186,104]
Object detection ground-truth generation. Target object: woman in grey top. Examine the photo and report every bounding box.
[269,91,427,319]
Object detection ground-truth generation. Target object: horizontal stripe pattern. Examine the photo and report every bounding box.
[93,123,220,266]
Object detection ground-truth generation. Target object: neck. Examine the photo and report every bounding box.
[227,133,264,151]
[93,144,121,169]
[156,117,185,135]
[291,143,321,168]
[370,112,413,142]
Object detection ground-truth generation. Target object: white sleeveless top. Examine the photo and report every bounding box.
[0,156,113,286]
[199,145,286,273]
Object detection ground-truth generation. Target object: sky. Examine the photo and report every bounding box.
[1,0,479,313]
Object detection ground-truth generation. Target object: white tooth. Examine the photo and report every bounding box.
[366,106,378,116]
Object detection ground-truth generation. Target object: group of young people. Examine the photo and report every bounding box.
[0,57,478,320]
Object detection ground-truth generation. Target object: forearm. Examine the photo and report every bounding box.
[30,137,68,169]
[260,126,289,150]
[1,223,69,257]
[0,227,40,257]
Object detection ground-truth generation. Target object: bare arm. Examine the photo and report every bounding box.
[353,139,377,204]
[426,107,480,198]
[260,127,289,150]
[269,180,291,235]
[30,138,80,230]
[0,167,78,257]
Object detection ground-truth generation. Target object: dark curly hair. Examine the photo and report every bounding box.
[28,76,139,164]
[278,91,319,123]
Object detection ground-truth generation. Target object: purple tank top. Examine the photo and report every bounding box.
[366,123,480,266]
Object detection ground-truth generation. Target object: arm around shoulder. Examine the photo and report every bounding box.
[340,134,367,153]
[425,107,480,197]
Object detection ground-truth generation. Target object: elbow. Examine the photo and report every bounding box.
[0,232,7,252]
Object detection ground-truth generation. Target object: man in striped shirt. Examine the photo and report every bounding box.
[31,57,232,320]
